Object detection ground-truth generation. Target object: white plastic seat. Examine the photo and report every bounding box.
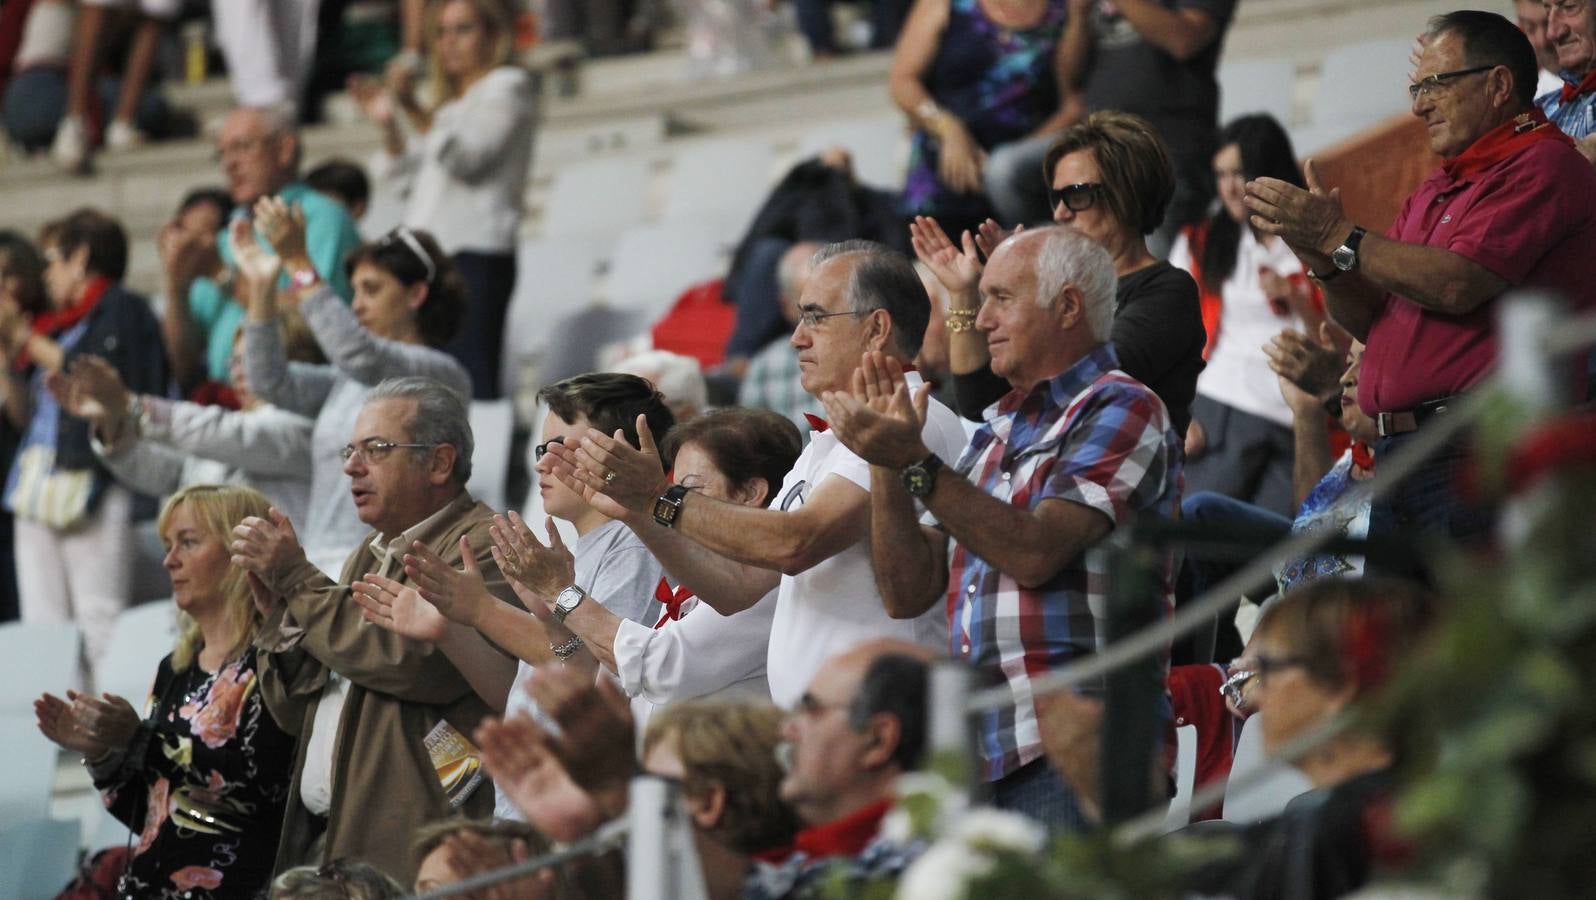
[1222,714,1315,824]
[0,817,81,900]
[1294,38,1418,154]
[660,137,778,227]
[0,620,79,714]
[0,713,60,822]
[1218,58,1298,128]
[797,117,909,191]
[468,399,515,512]
[542,156,653,237]
[1161,724,1200,832]
[97,602,177,708]
[500,237,608,397]
[606,222,728,314]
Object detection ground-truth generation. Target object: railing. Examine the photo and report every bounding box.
[408,295,1591,899]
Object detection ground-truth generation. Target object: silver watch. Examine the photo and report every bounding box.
[552,585,585,622]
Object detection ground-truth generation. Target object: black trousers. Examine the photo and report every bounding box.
[446,251,517,400]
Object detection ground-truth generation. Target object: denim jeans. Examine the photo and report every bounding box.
[990,758,1092,833]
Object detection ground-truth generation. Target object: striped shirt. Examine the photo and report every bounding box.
[940,344,1182,782]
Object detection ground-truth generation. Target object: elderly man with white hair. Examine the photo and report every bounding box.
[820,225,1182,831]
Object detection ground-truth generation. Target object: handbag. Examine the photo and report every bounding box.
[9,442,96,530]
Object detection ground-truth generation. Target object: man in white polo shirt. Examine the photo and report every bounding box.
[544,240,968,707]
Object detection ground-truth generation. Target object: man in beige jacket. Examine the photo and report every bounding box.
[231,376,520,882]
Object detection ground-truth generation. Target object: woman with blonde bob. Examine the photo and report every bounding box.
[642,702,802,900]
[34,484,303,899]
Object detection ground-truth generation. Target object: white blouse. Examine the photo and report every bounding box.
[615,588,777,730]
[377,66,537,255]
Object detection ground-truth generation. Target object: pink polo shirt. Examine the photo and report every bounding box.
[1359,139,1596,415]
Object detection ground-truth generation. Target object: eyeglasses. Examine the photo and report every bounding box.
[795,692,849,718]
[339,438,437,464]
[212,134,272,161]
[534,435,564,460]
[377,226,438,283]
[796,307,863,329]
[1407,65,1495,100]
[1049,181,1102,213]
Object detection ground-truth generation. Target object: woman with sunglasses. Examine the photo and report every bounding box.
[912,111,1206,434]
[239,195,470,576]
[350,0,534,401]
[1170,114,1326,517]
[34,484,302,899]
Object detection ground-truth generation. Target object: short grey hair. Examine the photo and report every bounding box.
[1028,226,1117,343]
[366,376,474,485]
[809,240,930,358]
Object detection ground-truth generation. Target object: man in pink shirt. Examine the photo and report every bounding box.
[1244,10,1596,546]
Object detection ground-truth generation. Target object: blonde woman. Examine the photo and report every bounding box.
[34,484,302,899]
[351,0,536,399]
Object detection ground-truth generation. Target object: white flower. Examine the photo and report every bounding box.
[881,808,915,844]
[895,840,994,900]
[948,808,1048,856]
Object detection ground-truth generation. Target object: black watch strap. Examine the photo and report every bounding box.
[652,483,691,528]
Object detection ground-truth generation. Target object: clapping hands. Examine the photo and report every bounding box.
[820,351,932,469]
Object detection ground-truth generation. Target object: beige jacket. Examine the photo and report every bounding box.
[257,492,520,882]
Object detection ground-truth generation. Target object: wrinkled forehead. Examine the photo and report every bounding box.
[352,397,417,443]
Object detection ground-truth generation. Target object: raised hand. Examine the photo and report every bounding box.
[157,219,221,281]
[442,830,550,900]
[821,351,932,469]
[229,218,282,318]
[542,414,670,517]
[230,507,308,584]
[401,536,496,628]
[352,574,450,642]
[525,667,637,798]
[475,715,606,842]
[486,513,575,602]
[909,215,983,296]
[72,692,140,750]
[1264,328,1345,402]
[1246,159,1345,270]
[245,572,280,618]
[935,118,987,194]
[251,195,309,264]
[973,218,1021,260]
[346,73,395,126]
[35,691,111,757]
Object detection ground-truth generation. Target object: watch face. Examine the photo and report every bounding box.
[1331,246,1355,271]
[903,466,933,497]
[654,499,680,524]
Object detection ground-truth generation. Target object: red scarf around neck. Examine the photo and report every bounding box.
[1560,67,1596,103]
[790,798,892,860]
[16,276,109,369]
[1441,110,1575,182]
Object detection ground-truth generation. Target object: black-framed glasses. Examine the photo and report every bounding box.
[339,438,437,464]
[377,226,438,283]
[1049,181,1103,213]
[796,307,864,329]
[534,435,565,460]
[1407,65,1496,100]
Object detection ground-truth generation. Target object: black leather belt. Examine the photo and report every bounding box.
[1375,395,1460,438]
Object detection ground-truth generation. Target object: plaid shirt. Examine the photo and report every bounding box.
[941,344,1182,782]
[1539,78,1596,141]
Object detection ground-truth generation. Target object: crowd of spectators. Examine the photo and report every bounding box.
[7,3,1596,899]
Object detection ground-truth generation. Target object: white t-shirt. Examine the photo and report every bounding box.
[495,519,662,821]
[764,372,968,708]
[1171,228,1305,427]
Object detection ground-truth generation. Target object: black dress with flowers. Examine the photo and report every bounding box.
[90,646,298,899]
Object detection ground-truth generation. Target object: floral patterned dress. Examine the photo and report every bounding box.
[90,646,298,898]
[900,0,1066,237]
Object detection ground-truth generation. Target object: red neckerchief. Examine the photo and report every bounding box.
[752,843,796,864]
[790,798,892,860]
[1561,67,1596,103]
[1350,441,1376,473]
[804,364,918,433]
[17,276,109,369]
[1441,110,1574,182]
[652,577,694,628]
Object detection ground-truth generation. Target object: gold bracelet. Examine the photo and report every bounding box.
[946,315,977,333]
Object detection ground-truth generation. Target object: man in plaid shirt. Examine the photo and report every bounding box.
[821,226,1182,830]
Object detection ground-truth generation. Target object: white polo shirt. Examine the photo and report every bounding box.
[764,373,969,708]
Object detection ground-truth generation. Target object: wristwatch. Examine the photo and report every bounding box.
[1330,226,1367,273]
[901,452,944,498]
[552,585,585,623]
[652,484,691,528]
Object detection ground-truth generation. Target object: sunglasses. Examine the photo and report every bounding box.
[534,435,565,460]
[1049,182,1103,213]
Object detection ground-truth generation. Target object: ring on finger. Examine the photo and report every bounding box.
[604,470,617,484]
